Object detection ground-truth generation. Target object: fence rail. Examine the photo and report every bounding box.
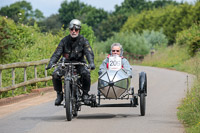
[0,59,51,93]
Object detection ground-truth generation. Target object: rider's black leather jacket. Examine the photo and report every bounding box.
[49,34,94,64]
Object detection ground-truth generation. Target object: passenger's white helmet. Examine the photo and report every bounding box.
[69,19,81,30]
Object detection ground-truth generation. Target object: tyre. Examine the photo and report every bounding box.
[97,90,101,105]
[64,80,72,121]
[140,93,146,116]
[139,72,147,96]
[72,98,78,117]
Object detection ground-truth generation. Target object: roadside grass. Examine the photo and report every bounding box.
[141,46,200,133]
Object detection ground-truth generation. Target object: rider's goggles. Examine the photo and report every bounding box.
[112,50,120,52]
[69,25,80,31]
[70,28,79,32]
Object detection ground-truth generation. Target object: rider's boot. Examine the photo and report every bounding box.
[55,91,63,105]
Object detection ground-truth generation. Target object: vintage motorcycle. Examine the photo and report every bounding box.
[50,55,147,121]
[51,60,96,121]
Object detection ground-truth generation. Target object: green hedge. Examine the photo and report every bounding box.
[121,2,200,44]
[176,23,200,57]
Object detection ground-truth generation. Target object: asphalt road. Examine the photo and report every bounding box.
[0,66,193,133]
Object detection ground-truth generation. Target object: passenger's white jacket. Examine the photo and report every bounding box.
[99,54,132,77]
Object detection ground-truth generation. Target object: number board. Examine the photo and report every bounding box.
[109,55,122,70]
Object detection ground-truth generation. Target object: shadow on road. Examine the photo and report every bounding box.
[21,113,140,121]
[77,113,140,120]
[21,115,66,122]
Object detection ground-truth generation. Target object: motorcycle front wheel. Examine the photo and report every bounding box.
[64,80,72,121]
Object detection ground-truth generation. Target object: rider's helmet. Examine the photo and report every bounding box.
[69,19,81,30]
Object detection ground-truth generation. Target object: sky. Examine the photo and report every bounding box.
[0,0,197,17]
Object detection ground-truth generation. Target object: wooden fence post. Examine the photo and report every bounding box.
[45,64,47,86]
[12,68,15,96]
[24,67,27,92]
[34,65,37,88]
[0,70,2,88]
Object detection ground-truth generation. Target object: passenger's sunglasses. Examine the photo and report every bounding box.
[112,50,120,52]
[70,28,79,32]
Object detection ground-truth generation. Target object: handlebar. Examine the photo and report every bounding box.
[51,62,90,69]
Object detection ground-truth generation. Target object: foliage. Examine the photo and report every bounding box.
[141,45,200,133]
[114,0,179,15]
[59,0,86,28]
[0,0,44,24]
[177,53,200,132]
[96,14,128,41]
[94,29,168,56]
[80,24,96,48]
[121,2,200,44]
[141,45,190,68]
[0,16,38,64]
[58,0,108,32]
[77,7,108,36]
[176,23,200,57]
[0,17,17,63]
[96,0,180,41]
[142,29,168,48]
[38,14,63,34]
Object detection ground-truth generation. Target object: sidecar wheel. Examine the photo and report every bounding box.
[140,93,146,116]
[97,90,101,105]
[64,80,72,121]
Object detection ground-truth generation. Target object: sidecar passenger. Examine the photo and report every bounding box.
[99,43,132,77]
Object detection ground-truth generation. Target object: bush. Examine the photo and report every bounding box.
[142,29,168,48]
[94,30,168,56]
[176,23,200,57]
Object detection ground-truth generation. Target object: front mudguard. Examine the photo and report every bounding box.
[138,72,147,96]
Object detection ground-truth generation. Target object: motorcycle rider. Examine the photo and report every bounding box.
[99,43,132,76]
[46,19,95,105]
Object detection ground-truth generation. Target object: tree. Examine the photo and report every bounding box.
[38,14,62,34]
[33,9,45,21]
[121,2,199,44]
[97,0,180,41]
[58,0,108,37]
[96,14,127,41]
[0,0,44,23]
[77,7,108,38]
[58,0,86,28]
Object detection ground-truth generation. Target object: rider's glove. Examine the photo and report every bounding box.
[89,62,95,70]
[46,62,53,70]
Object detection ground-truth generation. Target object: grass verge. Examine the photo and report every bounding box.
[141,46,200,133]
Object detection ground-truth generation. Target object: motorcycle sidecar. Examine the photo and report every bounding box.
[96,68,147,116]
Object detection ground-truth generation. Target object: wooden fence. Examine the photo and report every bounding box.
[0,53,144,94]
[0,59,51,93]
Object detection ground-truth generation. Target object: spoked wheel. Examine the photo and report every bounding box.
[64,80,72,121]
[140,93,146,116]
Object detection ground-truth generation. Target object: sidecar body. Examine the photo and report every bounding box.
[98,69,131,99]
